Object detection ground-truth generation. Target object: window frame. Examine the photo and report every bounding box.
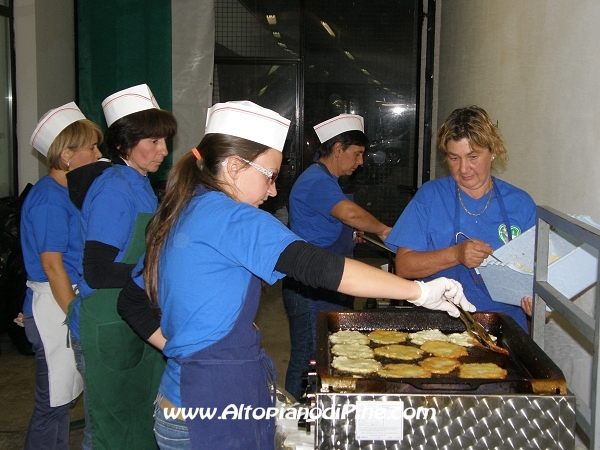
[0,2,17,196]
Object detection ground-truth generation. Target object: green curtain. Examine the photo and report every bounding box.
[77,0,172,181]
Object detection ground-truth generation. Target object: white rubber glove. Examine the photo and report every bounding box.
[411,278,476,318]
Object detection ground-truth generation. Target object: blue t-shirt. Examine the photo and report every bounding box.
[385,176,536,322]
[288,163,348,247]
[131,255,145,289]
[20,176,83,315]
[385,176,536,253]
[158,191,300,406]
[69,165,157,339]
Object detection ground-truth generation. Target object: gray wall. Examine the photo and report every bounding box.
[435,3,600,446]
[435,1,600,223]
[15,0,76,189]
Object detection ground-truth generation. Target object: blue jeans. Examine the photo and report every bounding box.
[282,288,346,401]
[23,314,73,450]
[282,288,313,401]
[70,334,93,450]
[154,395,191,450]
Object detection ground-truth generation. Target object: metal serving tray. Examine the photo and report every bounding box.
[313,309,575,450]
[315,309,567,395]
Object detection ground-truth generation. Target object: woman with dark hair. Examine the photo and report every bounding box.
[21,102,102,449]
[67,84,177,449]
[129,101,473,449]
[282,114,393,400]
[385,106,536,330]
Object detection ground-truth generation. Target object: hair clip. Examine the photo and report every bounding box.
[191,148,202,160]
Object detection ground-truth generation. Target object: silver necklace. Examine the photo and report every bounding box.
[458,180,494,216]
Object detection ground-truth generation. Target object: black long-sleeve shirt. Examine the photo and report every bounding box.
[116,240,345,340]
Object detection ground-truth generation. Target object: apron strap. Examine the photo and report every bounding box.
[452,177,512,298]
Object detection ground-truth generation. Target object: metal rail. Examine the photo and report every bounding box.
[532,206,600,449]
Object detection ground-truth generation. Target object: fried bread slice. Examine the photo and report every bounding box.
[459,362,507,379]
[408,329,449,345]
[367,330,408,344]
[420,340,468,358]
[446,331,478,347]
[419,356,461,374]
[331,343,374,359]
[378,363,431,379]
[373,344,424,361]
[331,356,382,375]
[329,330,369,345]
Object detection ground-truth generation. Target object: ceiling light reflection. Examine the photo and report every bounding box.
[382,103,411,115]
[321,21,335,37]
[266,15,277,25]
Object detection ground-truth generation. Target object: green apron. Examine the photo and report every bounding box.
[79,212,164,450]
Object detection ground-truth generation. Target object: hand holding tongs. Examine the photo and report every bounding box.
[454,232,503,264]
[357,232,396,254]
[458,308,510,355]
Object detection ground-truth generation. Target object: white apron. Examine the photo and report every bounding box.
[28,280,83,407]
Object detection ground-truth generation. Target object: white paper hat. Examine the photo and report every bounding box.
[205,101,291,151]
[313,114,364,143]
[102,84,160,127]
[30,102,86,156]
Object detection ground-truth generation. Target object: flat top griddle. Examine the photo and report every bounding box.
[316,308,567,395]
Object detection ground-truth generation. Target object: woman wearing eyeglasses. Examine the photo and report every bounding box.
[125,101,474,449]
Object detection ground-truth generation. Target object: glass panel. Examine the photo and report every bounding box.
[212,63,299,215]
[215,0,300,59]
[0,15,13,196]
[213,0,423,244]
[304,0,420,227]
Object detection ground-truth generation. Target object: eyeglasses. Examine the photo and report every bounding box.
[222,157,278,184]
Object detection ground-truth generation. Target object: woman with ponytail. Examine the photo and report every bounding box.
[119,101,474,450]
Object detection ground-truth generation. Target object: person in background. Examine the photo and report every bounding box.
[20,103,102,449]
[385,105,536,331]
[126,100,473,449]
[67,84,176,449]
[282,114,392,401]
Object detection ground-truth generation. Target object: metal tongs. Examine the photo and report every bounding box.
[458,308,510,355]
[359,233,396,254]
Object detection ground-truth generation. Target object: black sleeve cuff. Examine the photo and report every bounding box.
[275,240,345,291]
[117,277,161,340]
[83,240,136,289]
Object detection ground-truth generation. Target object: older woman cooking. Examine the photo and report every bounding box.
[384,106,536,330]
[282,114,392,401]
